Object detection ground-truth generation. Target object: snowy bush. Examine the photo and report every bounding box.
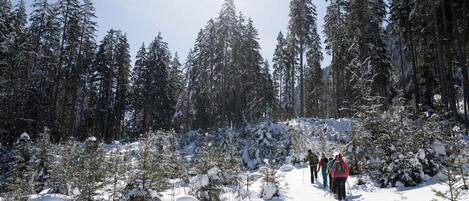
[351,100,449,187]
[260,160,280,200]
[377,153,423,187]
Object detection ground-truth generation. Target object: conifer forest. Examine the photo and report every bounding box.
[0,0,468,200]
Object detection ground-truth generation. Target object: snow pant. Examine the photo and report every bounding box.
[329,174,333,192]
[314,168,318,181]
[322,170,328,188]
[309,166,316,183]
[334,177,347,200]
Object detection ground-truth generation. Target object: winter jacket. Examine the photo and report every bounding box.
[318,157,329,172]
[331,159,350,178]
[326,159,335,175]
[304,152,318,166]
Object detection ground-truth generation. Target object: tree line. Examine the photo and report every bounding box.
[1,0,468,145]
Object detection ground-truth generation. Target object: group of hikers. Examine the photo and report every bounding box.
[305,149,350,200]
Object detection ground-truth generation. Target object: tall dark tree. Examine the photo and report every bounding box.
[324,0,348,117]
[94,30,130,141]
[288,0,321,117]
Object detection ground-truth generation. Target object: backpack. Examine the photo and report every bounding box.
[335,162,345,174]
[321,158,328,169]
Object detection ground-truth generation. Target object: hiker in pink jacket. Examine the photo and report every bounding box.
[330,154,350,200]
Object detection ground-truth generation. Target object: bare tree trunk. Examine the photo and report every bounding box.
[440,0,458,119]
[433,1,450,108]
[299,41,304,117]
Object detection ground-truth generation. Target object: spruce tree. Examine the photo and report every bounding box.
[288,0,322,117]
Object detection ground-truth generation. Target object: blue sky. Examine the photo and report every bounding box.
[18,0,331,68]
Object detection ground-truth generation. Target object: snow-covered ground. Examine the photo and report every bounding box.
[156,165,468,201]
[17,118,468,201]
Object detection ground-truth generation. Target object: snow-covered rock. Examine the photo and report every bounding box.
[190,174,209,189]
[279,164,295,172]
[431,140,446,156]
[249,172,263,181]
[261,183,278,200]
[17,132,31,143]
[87,136,97,142]
[175,195,199,201]
[207,166,220,179]
[29,194,71,201]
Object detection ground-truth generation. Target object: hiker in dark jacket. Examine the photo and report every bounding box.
[304,149,319,183]
[317,155,329,188]
[331,154,350,200]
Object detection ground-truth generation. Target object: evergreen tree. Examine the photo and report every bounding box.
[345,0,390,113]
[27,0,61,141]
[33,128,54,193]
[288,0,322,117]
[130,44,147,136]
[7,133,35,200]
[323,0,349,117]
[141,33,175,132]
[94,30,130,141]
[186,0,274,129]
[272,32,288,120]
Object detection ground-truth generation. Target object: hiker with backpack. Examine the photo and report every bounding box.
[304,149,319,183]
[317,154,329,188]
[326,157,335,192]
[331,154,350,200]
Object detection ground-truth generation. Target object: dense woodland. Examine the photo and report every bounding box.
[1,0,468,144]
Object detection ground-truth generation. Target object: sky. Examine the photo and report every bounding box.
[19,0,331,68]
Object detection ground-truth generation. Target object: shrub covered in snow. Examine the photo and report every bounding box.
[260,160,280,200]
[347,100,459,187]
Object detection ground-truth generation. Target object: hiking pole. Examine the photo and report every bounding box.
[346,180,353,197]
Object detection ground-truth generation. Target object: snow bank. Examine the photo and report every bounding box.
[175,195,199,201]
[279,164,295,172]
[29,194,71,201]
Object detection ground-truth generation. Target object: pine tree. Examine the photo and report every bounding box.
[94,30,131,141]
[345,0,390,113]
[27,0,61,141]
[77,137,107,200]
[192,141,225,201]
[130,44,146,134]
[8,133,35,199]
[272,32,288,120]
[260,160,280,200]
[140,33,175,132]
[186,1,274,129]
[305,43,324,117]
[33,128,54,193]
[108,141,127,201]
[288,0,322,117]
[323,0,348,117]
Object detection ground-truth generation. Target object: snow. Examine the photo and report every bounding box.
[175,195,199,201]
[153,165,469,201]
[29,194,71,201]
[17,132,30,142]
[261,184,278,200]
[87,136,97,142]
[431,141,446,156]
[190,174,209,189]
[279,164,295,172]
[207,166,220,179]
[16,118,469,201]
